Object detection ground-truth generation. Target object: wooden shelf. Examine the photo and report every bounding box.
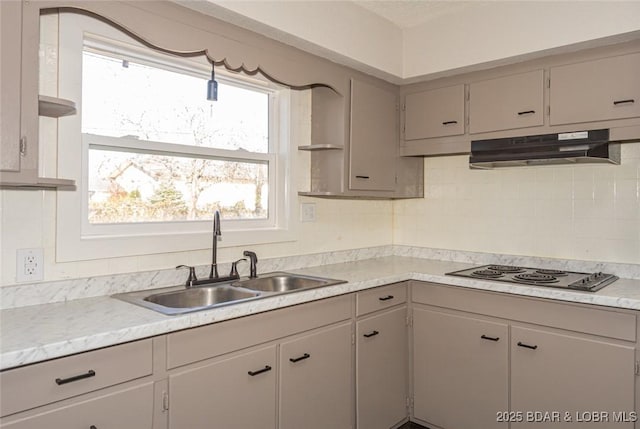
[297,144,344,151]
[38,95,76,118]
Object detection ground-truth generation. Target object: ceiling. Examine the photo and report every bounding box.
[354,0,476,29]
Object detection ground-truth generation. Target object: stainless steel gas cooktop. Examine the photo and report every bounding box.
[446,264,618,292]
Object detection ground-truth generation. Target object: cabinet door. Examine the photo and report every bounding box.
[469,69,544,134]
[404,84,465,140]
[169,345,276,429]
[550,53,640,125]
[0,0,22,172]
[413,308,508,429]
[0,383,153,429]
[511,326,635,429]
[279,322,352,429]
[356,307,408,429]
[349,78,397,191]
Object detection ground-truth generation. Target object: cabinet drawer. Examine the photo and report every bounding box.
[167,295,352,369]
[412,282,636,341]
[469,70,544,134]
[0,383,153,429]
[550,52,640,125]
[357,283,407,316]
[0,339,152,417]
[404,85,465,140]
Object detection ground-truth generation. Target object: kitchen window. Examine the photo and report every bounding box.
[56,13,295,262]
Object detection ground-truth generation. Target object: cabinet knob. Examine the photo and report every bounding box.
[517,341,538,350]
[613,99,635,105]
[55,369,96,385]
[289,353,311,363]
[247,365,272,376]
[481,334,500,342]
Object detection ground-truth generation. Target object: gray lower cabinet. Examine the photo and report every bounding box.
[412,307,509,429]
[168,345,277,428]
[511,326,635,429]
[279,322,353,429]
[356,306,408,429]
[0,383,154,429]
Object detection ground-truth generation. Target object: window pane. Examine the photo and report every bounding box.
[88,148,269,224]
[82,51,269,153]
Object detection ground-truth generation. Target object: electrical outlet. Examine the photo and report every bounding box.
[300,202,316,222]
[16,248,44,282]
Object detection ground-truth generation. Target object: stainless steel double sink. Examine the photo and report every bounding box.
[113,272,347,315]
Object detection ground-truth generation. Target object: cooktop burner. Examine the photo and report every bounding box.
[447,264,618,292]
[513,273,558,283]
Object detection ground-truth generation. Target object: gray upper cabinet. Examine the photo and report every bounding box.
[469,69,544,134]
[550,52,640,125]
[404,84,465,140]
[349,78,397,192]
[0,1,23,173]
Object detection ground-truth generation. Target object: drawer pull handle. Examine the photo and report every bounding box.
[289,353,311,363]
[55,370,96,385]
[613,99,635,105]
[442,120,458,125]
[481,335,500,342]
[364,330,379,338]
[517,341,538,350]
[378,295,394,301]
[90,426,97,429]
[247,365,272,376]
[517,110,536,116]
[355,175,370,179]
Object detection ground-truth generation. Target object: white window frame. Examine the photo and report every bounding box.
[56,13,296,262]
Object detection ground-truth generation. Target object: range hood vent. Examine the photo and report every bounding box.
[469,129,620,169]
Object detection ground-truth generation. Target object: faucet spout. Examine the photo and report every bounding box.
[209,210,222,278]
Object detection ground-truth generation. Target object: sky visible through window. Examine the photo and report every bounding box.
[82,51,270,224]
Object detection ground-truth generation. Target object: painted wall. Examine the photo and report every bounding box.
[403,1,640,79]
[203,0,404,81]
[203,1,640,81]
[0,15,393,286]
[394,144,640,264]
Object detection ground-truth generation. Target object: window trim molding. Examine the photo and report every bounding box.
[56,12,297,263]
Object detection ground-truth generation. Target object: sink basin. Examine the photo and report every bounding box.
[145,286,259,309]
[113,284,260,315]
[233,272,346,293]
[113,272,346,315]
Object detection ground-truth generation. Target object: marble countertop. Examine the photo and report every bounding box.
[2,255,640,371]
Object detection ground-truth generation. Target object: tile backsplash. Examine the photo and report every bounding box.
[394,142,640,264]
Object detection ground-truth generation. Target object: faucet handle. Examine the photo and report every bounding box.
[230,258,247,277]
[176,265,197,287]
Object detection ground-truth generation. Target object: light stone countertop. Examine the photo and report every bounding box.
[2,255,640,371]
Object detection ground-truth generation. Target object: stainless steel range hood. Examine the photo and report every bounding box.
[469,129,620,169]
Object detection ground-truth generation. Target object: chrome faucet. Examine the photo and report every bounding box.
[209,210,222,279]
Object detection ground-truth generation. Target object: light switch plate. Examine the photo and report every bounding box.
[16,248,44,282]
[300,202,316,222]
